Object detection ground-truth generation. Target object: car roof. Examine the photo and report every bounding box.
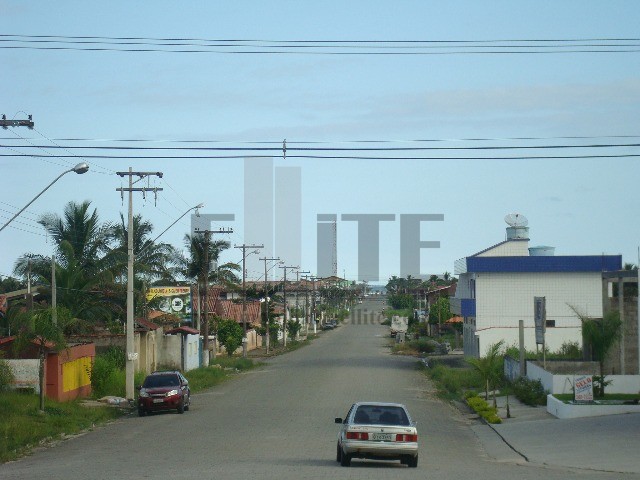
[149,370,181,376]
[353,401,408,409]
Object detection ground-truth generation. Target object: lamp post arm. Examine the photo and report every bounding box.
[0,167,73,233]
[138,204,202,257]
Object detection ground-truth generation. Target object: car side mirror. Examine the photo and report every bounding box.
[136,385,142,390]
[334,417,343,424]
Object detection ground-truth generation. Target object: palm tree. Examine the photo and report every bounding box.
[108,213,178,284]
[176,234,239,288]
[13,201,119,324]
[468,340,505,404]
[582,311,622,396]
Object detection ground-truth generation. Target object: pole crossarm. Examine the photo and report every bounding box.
[1,114,34,129]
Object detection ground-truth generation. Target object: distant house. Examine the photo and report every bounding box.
[451,220,622,357]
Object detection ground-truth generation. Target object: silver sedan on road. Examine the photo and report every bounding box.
[334,401,419,467]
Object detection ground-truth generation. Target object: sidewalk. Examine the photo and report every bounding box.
[473,395,640,474]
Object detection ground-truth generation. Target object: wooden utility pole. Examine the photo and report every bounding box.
[279,265,298,347]
[235,244,263,357]
[259,257,280,354]
[116,168,163,400]
[196,227,232,366]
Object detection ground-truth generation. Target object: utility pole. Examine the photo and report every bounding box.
[259,257,280,354]
[235,244,264,357]
[51,255,57,325]
[196,227,233,366]
[295,270,310,327]
[302,274,313,335]
[310,276,318,334]
[278,265,299,347]
[1,114,34,129]
[116,168,163,401]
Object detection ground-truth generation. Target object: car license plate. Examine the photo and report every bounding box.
[371,433,393,441]
[153,398,164,404]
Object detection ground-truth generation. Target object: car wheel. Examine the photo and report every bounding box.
[336,443,342,462]
[138,407,146,417]
[340,450,351,467]
[408,455,418,468]
[177,399,185,414]
[184,395,190,411]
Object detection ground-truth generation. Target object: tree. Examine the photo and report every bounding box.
[428,296,452,327]
[582,311,622,396]
[13,306,71,412]
[217,318,244,357]
[13,201,119,325]
[109,213,177,284]
[467,340,504,405]
[287,320,302,340]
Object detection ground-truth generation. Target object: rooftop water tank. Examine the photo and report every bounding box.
[529,245,555,256]
[506,226,529,240]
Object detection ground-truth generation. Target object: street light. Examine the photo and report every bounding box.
[0,162,89,233]
[138,202,203,256]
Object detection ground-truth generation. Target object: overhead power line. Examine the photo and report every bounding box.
[1,35,639,55]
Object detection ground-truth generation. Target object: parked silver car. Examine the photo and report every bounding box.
[334,402,418,467]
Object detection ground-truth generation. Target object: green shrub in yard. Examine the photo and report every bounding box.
[466,395,502,424]
[511,377,547,406]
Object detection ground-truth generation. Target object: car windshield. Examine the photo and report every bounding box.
[353,405,410,426]
[142,375,179,388]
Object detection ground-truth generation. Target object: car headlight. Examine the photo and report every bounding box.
[166,389,179,397]
[139,390,150,398]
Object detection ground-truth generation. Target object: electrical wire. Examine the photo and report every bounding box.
[1,34,639,55]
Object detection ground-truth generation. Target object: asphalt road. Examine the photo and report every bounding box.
[2,299,637,479]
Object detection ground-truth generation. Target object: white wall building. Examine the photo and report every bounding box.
[451,222,622,357]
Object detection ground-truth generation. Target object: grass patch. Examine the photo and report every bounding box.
[0,392,122,463]
[425,360,483,400]
[184,357,260,392]
[554,393,640,403]
[392,338,437,356]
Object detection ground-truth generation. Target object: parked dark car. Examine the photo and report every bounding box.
[137,370,191,416]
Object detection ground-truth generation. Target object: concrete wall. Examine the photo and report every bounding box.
[183,334,200,371]
[527,361,640,395]
[6,359,39,393]
[157,334,182,370]
[547,394,640,419]
[475,271,602,356]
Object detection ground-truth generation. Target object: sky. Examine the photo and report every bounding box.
[1,1,639,285]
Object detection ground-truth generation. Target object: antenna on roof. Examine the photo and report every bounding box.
[504,213,528,227]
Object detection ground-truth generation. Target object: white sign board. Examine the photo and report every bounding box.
[574,375,594,402]
[534,296,546,345]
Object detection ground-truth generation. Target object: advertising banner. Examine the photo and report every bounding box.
[146,286,192,322]
[534,296,545,345]
[574,375,594,402]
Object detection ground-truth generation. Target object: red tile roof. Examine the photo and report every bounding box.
[164,326,200,335]
[215,299,261,326]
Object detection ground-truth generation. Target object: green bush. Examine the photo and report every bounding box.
[89,347,142,398]
[466,395,502,424]
[0,357,15,391]
[511,377,547,406]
